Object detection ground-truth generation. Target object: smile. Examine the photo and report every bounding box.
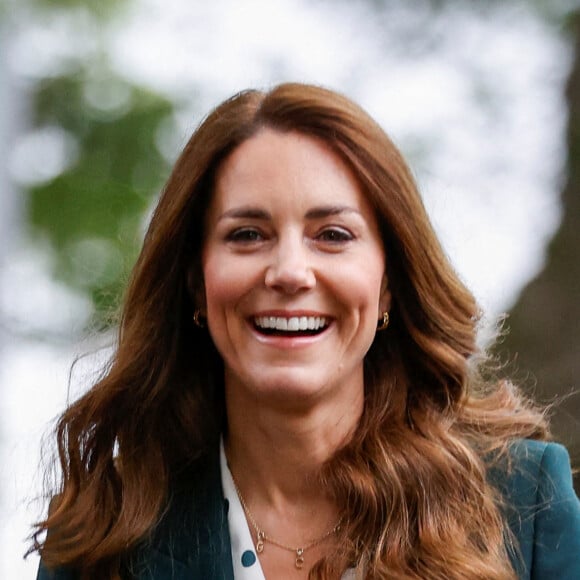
[253,316,329,336]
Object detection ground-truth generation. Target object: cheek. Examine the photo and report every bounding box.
[202,253,261,315]
[202,261,234,315]
[202,250,228,308]
[332,260,386,310]
[202,259,238,354]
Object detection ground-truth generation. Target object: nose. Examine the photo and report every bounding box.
[264,234,316,294]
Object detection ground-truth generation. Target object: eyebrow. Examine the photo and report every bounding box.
[305,205,361,219]
[217,205,361,222]
[218,207,271,221]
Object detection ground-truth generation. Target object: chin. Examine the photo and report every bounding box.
[247,369,344,405]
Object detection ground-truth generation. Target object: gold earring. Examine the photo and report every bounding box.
[193,309,206,328]
[377,311,389,331]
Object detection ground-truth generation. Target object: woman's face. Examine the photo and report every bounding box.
[202,128,390,408]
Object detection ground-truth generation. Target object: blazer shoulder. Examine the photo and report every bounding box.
[496,439,579,521]
[491,439,580,580]
[508,438,570,467]
[504,440,578,507]
[36,560,77,580]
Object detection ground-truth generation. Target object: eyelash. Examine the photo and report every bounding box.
[225,228,264,243]
[224,226,355,245]
[316,227,354,243]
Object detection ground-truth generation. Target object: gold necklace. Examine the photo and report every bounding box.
[230,472,342,569]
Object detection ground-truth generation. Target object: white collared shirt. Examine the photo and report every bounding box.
[220,442,358,579]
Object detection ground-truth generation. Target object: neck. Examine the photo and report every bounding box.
[224,383,363,504]
[223,376,362,575]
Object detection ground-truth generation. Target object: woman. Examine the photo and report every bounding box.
[33,83,580,579]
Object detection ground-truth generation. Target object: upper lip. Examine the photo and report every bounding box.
[251,310,331,318]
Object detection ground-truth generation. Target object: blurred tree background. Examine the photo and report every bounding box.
[2,7,580,571]
[12,0,174,322]
[1,0,579,576]
[29,72,172,321]
[504,8,580,491]
[16,0,579,487]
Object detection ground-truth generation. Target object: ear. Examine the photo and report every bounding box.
[378,273,392,315]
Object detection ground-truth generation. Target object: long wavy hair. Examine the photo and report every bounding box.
[32,83,548,579]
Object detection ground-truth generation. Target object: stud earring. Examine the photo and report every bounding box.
[377,311,389,331]
[193,309,206,328]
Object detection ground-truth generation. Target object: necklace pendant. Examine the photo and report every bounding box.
[256,531,265,554]
[295,548,305,569]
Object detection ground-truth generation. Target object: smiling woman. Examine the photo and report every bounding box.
[202,129,389,409]
[31,84,580,580]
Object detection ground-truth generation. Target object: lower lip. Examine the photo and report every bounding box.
[249,322,332,348]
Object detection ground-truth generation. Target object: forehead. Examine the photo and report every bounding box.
[208,128,373,218]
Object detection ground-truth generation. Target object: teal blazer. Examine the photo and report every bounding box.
[37,440,580,579]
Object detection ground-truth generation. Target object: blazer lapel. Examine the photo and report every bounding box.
[130,449,234,580]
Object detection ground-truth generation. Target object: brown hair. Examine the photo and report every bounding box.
[31,83,548,579]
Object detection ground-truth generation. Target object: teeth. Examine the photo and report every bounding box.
[254,316,328,331]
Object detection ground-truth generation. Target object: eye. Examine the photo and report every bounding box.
[226,228,264,243]
[316,227,354,243]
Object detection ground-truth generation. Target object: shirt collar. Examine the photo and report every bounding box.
[220,440,266,580]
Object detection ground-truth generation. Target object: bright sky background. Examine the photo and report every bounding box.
[0,0,571,576]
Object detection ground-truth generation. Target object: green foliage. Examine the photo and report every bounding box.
[27,71,174,324]
[26,0,129,21]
